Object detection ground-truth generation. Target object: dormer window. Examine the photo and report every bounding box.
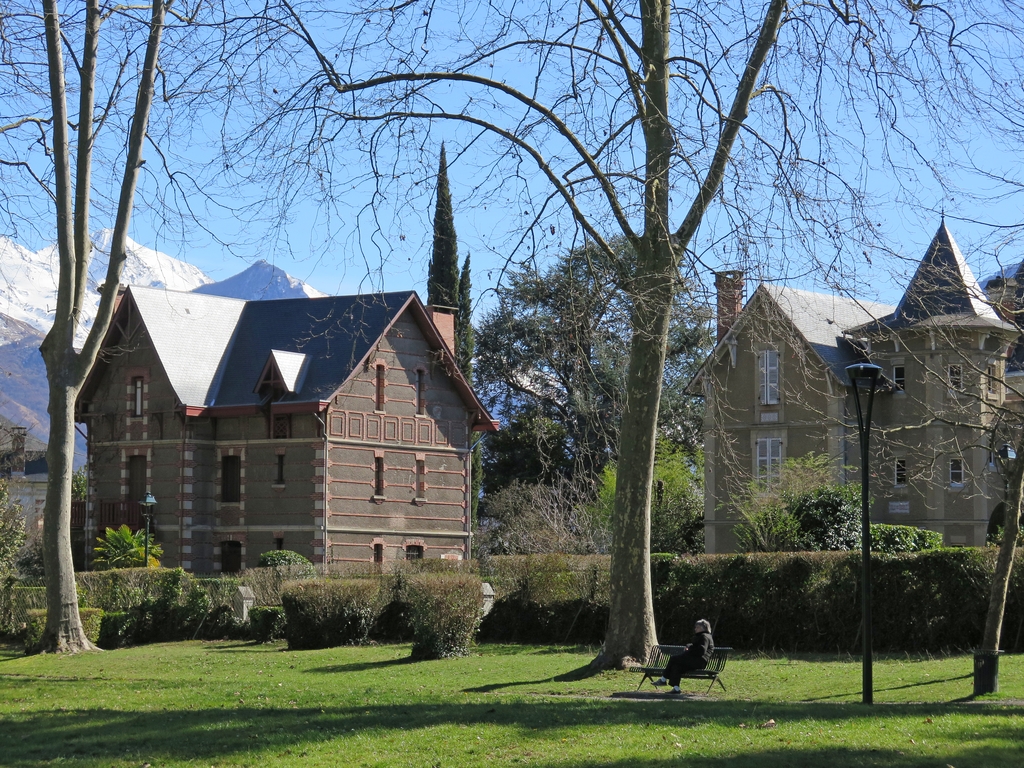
[255,350,308,401]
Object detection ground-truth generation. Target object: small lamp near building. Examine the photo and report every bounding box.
[846,362,882,705]
[140,492,157,568]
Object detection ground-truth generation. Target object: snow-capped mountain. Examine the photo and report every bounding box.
[0,232,325,461]
[194,259,327,300]
[0,229,213,340]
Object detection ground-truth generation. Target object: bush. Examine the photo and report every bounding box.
[281,580,385,650]
[871,524,943,554]
[478,554,609,644]
[653,548,1024,653]
[791,486,860,550]
[258,550,316,577]
[23,608,103,654]
[406,573,483,659]
[97,611,134,649]
[249,606,286,643]
[78,568,211,645]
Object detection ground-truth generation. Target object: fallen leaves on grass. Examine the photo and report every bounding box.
[758,719,777,729]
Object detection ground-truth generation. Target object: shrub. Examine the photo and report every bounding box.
[93,525,161,569]
[791,485,860,550]
[734,507,803,552]
[23,608,103,654]
[478,555,609,644]
[653,548,1024,653]
[249,606,286,643]
[871,524,943,554]
[258,550,316,577]
[97,611,134,649]
[79,568,211,645]
[281,580,385,650]
[406,573,483,659]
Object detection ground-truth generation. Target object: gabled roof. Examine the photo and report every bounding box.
[854,222,1012,334]
[211,291,415,407]
[87,287,498,431]
[689,284,894,392]
[130,287,247,407]
[761,285,895,381]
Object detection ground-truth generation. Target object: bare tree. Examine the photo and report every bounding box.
[195,0,1024,666]
[0,0,214,652]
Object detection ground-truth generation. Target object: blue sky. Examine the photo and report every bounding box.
[8,1,1024,317]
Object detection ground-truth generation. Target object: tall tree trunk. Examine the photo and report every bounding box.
[595,0,787,667]
[39,357,93,652]
[982,454,1023,651]
[35,0,168,653]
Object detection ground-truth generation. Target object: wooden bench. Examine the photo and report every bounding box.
[633,645,731,694]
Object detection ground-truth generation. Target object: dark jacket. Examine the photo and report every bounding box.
[685,630,714,662]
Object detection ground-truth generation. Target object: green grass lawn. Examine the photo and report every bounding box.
[0,641,1021,767]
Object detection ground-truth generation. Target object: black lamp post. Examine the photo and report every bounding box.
[846,362,882,705]
[140,492,157,567]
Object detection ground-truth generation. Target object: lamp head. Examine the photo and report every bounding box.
[846,363,882,389]
[140,492,157,508]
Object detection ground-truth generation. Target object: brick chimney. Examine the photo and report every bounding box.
[426,306,457,354]
[11,426,26,476]
[714,270,745,342]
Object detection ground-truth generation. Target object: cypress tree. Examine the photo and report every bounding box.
[455,254,483,526]
[456,254,474,377]
[428,143,459,308]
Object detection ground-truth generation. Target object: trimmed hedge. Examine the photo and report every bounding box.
[654,549,1024,653]
[478,555,609,644]
[22,608,103,654]
[407,573,483,659]
[250,606,287,643]
[281,580,385,649]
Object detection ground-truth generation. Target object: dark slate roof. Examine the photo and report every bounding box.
[211,292,415,407]
[855,222,1011,333]
[761,285,895,381]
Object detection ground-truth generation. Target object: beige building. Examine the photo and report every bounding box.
[1,418,48,533]
[76,286,496,572]
[696,223,1018,553]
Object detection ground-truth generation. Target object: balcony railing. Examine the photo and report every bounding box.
[96,501,143,531]
[70,500,144,531]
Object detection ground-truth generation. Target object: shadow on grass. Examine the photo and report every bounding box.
[1,698,1021,767]
[306,656,416,674]
[461,663,603,692]
[803,673,974,702]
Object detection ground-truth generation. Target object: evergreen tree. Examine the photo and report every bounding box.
[456,254,474,377]
[455,254,482,526]
[427,144,459,308]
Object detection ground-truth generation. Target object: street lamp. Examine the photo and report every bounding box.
[846,362,882,705]
[140,492,157,567]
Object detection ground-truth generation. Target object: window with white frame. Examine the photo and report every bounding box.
[756,437,783,483]
[987,363,999,397]
[949,457,964,486]
[894,458,907,486]
[948,364,963,390]
[758,349,780,405]
[892,365,905,392]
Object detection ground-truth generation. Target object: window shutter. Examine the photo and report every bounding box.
[759,349,779,404]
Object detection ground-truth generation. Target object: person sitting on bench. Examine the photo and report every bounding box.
[653,619,714,694]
